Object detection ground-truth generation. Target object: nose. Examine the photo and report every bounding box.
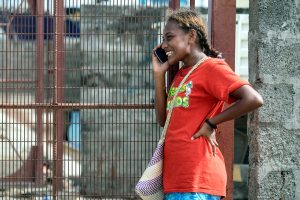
[161,41,167,50]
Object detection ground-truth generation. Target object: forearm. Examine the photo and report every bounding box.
[154,73,167,127]
[209,96,263,126]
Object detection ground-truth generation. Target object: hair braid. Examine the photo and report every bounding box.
[167,9,221,58]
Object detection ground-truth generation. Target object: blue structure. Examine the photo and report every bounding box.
[67,110,81,150]
[139,0,188,7]
[10,14,80,40]
[139,0,168,6]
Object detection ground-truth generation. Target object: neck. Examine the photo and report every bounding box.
[182,52,207,68]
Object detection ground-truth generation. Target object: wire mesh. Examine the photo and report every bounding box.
[0,0,171,199]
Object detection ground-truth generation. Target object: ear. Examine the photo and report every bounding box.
[188,29,197,44]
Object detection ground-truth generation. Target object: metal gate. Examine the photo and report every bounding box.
[0,0,235,199]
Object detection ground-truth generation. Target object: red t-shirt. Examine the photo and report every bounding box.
[163,58,249,197]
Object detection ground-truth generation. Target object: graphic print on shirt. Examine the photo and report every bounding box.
[167,81,193,110]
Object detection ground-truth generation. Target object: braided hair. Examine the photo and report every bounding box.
[167,9,221,58]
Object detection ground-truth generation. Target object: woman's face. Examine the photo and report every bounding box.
[162,21,191,66]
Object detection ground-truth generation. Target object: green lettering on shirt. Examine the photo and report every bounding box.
[166,81,193,110]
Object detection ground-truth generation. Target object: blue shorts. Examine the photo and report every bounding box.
[165,192,221,200]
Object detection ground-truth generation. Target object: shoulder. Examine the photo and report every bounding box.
[196,58,233,77]
[203,58,232,71]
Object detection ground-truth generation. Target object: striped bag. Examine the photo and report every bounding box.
[135,139,164,199]
[135,57,208,200]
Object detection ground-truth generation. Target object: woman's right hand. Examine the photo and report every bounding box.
[152,44,169,127]
[152,44,169,75]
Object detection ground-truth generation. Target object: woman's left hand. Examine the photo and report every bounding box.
[191,123,219,156]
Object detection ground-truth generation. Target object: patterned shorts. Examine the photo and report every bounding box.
[165,192,221,200]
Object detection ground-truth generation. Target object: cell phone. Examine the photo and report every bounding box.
[154,47,168,63]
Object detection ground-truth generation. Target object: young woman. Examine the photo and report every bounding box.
[152,9,263,200]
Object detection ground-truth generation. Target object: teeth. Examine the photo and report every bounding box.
[166,51,174,57]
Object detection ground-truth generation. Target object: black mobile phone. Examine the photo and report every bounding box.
[154,47,168,63]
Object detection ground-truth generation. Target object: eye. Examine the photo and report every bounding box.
[162,34,173,42]
[166,35,173,41]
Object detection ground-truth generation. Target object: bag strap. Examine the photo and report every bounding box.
[159,56,209,141]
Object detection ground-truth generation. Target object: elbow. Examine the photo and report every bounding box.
[155,107,166,127]
[158,122,165,128]
[250,93,264,109]
[255,94,264,108]
[156,114,166,127]
[157,119,166,127]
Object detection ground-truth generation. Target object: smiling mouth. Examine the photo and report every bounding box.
[166,51,174,58]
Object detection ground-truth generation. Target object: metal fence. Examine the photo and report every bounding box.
[0,0,226,200]
[0,0,173,199]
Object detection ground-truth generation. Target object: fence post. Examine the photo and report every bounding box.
[35,0,45,186]
[53,0,65,195]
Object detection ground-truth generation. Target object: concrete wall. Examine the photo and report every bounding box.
[248,0,300,199]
